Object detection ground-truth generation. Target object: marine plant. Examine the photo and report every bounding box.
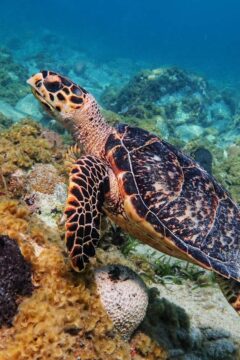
[0,119,68,200]
[0,48,29,105]
[0,197,168,359]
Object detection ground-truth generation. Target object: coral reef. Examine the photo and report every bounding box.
[0,119,67,202]
[102,67,208,119]
[0,119,55,175]
[212,143,240,203]
[95,264,148,340]
[0,198,168,360]
[0,48,29,105]
[26,183,67,228]
[15,94,43,120]
[0,48,238,358]
[27,164,65,195]
[101,67,239,146]
[0,235,33,327]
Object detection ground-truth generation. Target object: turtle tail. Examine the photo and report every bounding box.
[215,274,240,315]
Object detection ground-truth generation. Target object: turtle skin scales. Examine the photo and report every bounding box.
[105,124,240,282]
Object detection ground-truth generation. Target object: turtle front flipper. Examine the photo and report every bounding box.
[65,155,109,271]
[216,275,240,315]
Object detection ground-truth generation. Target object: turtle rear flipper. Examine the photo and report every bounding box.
[65,155,109,271]
[216,274,240,315]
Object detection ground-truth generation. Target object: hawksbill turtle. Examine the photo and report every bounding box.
[28,71,240,315]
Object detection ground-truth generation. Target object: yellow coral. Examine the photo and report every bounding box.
[0,119,66,177]
[0,198,166,359]
[131,332,167,360]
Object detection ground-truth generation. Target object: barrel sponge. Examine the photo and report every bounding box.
[95,264,149,339]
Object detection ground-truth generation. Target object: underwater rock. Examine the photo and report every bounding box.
[140,288,239,359]
[141,288,191,353]
[0,112,13,129]
[0,100,26,122]
[25,183,67,228]
[205,339,237,360]
[101,67,209,122]
[27,164,65,195]
[0,204,166,359]
[95,264,148,339]
[205,99,232,131]
[192,147,213,175]
[101,67,238,146]
[175,124,204,142]
[25,164,67,226]
[0,235,33,327]
[0,47,29,105]
[15,94,43,121]
[155,115,170,138]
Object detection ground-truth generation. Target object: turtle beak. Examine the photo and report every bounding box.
[27,73,55,112]
[27,73,43,99]
[27,73,43,91]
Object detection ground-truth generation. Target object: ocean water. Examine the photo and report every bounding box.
[0,0,239,191]
[0,0,240,85]
[0,1,240,358]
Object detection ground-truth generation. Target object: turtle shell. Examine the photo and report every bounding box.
[105,124,240,282]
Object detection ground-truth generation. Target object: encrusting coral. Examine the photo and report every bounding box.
[0,198,168,360]
[0,119,64,176]
[27,164,65,195]
[0,119,68,208]
[95,264,149,340]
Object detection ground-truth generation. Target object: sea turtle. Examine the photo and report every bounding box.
[27,71,240,315]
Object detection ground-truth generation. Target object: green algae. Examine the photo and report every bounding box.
[0,48,29,105]
[212,144,240,203]
[101,67,209,120]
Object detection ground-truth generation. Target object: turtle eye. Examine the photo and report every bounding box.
[44,80,62,93]
[35,80,42,88]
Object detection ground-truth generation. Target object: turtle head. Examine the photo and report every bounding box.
[27,70,90,124]
[28,70,110,155]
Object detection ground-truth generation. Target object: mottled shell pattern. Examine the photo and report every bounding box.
[105,124,240,282]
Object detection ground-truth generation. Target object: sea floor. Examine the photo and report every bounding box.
[0,31,239,359]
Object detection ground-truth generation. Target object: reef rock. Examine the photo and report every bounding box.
[101,67,209,118]
[95,264,149,339]
[0,100,26,122]
[175,124,204,142]
[0,48,29,105]
[15,94,43,121]
[102,67,237,145]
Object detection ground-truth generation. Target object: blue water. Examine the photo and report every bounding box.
[0,0,240,86]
